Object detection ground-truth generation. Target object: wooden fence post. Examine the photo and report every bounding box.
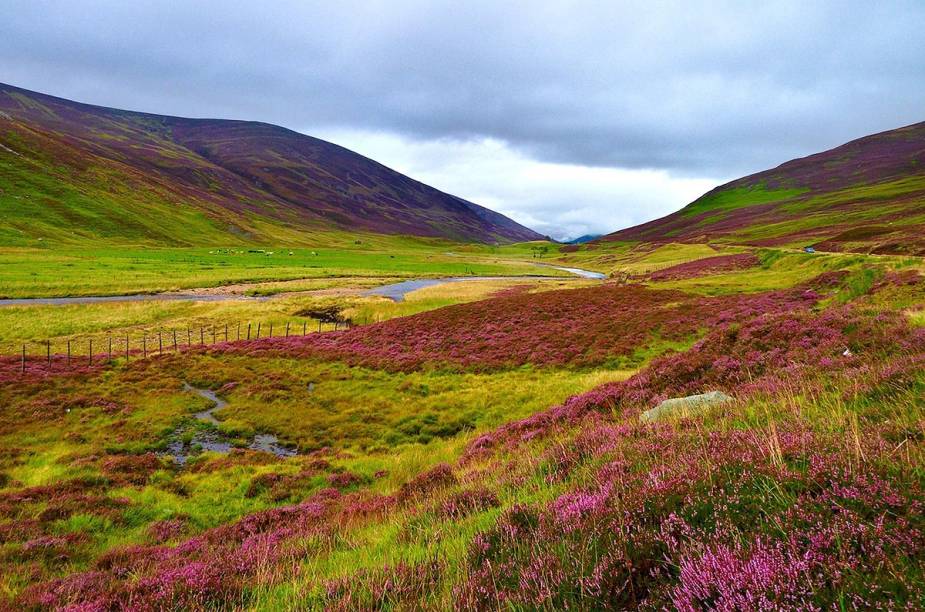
[269,323,273,338]
[108,336,112,362]
[143,336,147,359]
[224,324,228,342]
[173,329,178,352]
[247,323,251,340]
[303,321,307,336]
[89,339,93,366]
[125,335,129,361]
[318,320,322,333]
[158,331,163,355]
[285,322,290,337]
[256,323,261,339]
[200,327,204,346]
[21,344,25,374]
[187,328,192,348]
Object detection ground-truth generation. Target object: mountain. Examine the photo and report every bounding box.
[604,121,925,255]
[566,234,602,244]
[0,83,542,246]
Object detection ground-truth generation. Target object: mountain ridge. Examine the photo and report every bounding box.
[0,82,542,246]
[602,120,925,254]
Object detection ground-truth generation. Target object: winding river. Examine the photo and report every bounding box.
[0,265,605,307]
[363,266,605,302]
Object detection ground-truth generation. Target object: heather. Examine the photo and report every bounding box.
[0,256,922,609]
[646,252,760,281]
[216,282,823,371]
[13,290,925,610]
[0,344,631,598]
[454,424,923,610]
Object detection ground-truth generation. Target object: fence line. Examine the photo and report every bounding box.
[12,316,371,375]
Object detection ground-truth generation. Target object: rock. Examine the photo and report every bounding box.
[640,391,734,423]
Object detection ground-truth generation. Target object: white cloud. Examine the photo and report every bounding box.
[313,129,722,241]
[2,1,923,175]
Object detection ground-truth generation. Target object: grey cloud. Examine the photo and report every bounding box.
[1,0,924,178]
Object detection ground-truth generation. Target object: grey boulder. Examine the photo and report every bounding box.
[640,391,734,423]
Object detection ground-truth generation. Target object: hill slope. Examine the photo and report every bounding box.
[604,121,925,254]
[0,83,542,246]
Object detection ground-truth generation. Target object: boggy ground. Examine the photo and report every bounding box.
[0,249,922,609]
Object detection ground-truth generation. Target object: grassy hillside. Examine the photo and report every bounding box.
[0,83,542,246]
[604,121,925,254]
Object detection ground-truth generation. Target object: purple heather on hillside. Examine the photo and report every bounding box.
[604,121,925,254]
[0,82,543,244]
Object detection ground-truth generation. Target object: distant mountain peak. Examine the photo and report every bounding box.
[565,234,602,244]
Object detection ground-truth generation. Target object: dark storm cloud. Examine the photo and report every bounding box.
[2,0,924,177]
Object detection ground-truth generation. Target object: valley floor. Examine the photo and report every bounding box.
[0,240,922,609]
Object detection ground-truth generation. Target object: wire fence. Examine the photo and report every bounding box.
[9,316,371,375]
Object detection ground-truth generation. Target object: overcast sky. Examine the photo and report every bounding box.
[2,1,924,239]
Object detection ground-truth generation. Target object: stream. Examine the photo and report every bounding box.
[165,383,297,465]
[364,275,552,302]
[545,265,607,279]
[0,266,605,307]
[363,266,606,302]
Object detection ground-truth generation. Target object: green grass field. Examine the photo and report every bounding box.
[0,237,564,298]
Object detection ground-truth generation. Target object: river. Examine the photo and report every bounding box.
[0,265,605,307]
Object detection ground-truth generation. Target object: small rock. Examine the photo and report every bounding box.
[640,391,734,423]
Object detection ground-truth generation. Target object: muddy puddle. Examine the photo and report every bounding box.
[164,383,297,465]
